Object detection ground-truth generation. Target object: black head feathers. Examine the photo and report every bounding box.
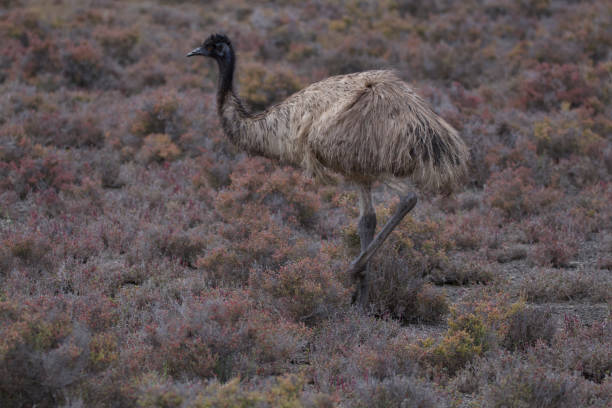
[203,33,232,49]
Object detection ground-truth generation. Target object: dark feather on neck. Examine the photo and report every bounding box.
[216,45,237,110]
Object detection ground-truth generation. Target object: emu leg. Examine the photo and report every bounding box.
[353,212,376,308]
[352,185,376,309]
[349,192,417,280]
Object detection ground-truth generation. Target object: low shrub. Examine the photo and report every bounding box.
[21,35,60,78]
[0,148,76,198]
[484,356,586,408]
[414,298,543,377]
[520,269,611,303]
[502,304,556,351]
[368,247,449,323]
[365,208,453,322]
[533,117,605,162]
[61,41,107,88]
[130,91,183,138]
[147,290,310,381]
[138,133,181,163]
[0,297,89,408]
[491,245,528,264]
[350,375,446,408]
[136,374,334,408]
[529,227,578,268]
[25,111,105,148]
[309,310,414,394]
[486,167,561,220]
[94,27,139,65]
[429,261,494,285]
[251,256,350,324]
[238,62,304,111]
[553,319,612,384]
[518,63,594,111]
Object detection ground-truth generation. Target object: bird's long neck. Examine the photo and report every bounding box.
[215,48,283,162]
[215,47,236,109]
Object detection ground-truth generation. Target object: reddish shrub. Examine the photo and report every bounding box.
[138,133,181,163]
[529,227,578,268]
[20,35,60,78]
[148,290,310,380]
[0,297,84,408]
[0,149,76,198]
[239,62,304,111]
[486,167,560,219]
[94,27,139,64]
[7,231,52,269]
[61,42,107,87]
[25,112,105,148]
[518,63,594,111]
[217,157,321,228]
[250,255,349,323]
[131,92,181,136]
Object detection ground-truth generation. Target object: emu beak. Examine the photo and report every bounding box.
[187,47,204,57]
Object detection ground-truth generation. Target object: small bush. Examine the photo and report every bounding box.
[25,112,104,148]
[99,151,123,188]
[350,376,445,408]
[414,310,491,377]
[9,233,52,268]
[521,269,611,303]
[61,42,107,87]
[369,249,449,323]
[94,27,139,65]
[138,133,181,163]
[533,117,605,162]
[430,330,484,377]
[366,209,452,322]
[429,261,493,285]
[518,63,593,111]
[136,374,333,408]
[239,62,303,111]
[148,290,309,381]
[502,304,556,351]
[529,227,578,268]
[0,298,88,408]
[486,167,560,219]
[484,357,586,408]
[130,92,182,138]
[251,256,349,324]
[552,320,612,384]
[1,149,76,198]
[492,245,528,264]
[88,332,119,371]
[21,35,60,78]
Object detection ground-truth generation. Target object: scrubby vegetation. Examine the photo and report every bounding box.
[0,0,610,406]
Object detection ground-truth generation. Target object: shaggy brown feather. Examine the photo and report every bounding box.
[219,70,468,193]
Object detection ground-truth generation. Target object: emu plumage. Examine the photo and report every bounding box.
[188,33,468,309]
[220,70,468,191]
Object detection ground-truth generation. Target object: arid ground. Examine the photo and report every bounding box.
[1,0,611,406]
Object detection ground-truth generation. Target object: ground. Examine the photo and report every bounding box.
[0,0,611,407]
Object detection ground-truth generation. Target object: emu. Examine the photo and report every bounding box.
[187,34,468,309]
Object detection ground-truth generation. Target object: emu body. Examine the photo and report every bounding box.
[188,34,469,309]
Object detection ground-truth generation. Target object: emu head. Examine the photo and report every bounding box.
[187,33,233,61]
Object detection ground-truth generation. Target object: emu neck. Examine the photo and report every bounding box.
[214,50,285,163]
[216,49,236,109]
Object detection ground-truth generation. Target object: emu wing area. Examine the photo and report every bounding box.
[303,71,467,191]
